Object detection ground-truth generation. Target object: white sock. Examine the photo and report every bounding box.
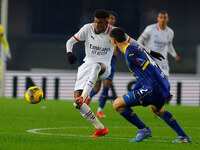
[79,103,104,129]
[81,63,101,100]
[97,107,103,113]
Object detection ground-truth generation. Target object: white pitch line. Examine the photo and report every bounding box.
[26,126,199,142]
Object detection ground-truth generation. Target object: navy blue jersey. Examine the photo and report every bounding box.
[124,43,171,99]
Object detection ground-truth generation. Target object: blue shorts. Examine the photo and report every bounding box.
[123,85,165,109]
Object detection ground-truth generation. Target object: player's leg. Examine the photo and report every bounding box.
[150,105,191,143]
[85,81,101,105]
[74,63,108,137]
[96,67,115,118]
[74,90,108,137]
[81,62,105,101]
[96,79,112,118]
[113,90,152,142]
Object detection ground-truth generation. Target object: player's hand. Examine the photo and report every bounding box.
[67,52,77,64]
[175,55,180,62]
[150,51,165,61]
[5,50,11,62]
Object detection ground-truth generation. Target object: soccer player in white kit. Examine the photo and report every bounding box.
[137,10,180,77]
[66,9,164,137]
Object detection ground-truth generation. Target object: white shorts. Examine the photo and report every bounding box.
[74,62,111,91]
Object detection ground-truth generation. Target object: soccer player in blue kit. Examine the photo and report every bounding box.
[109,27,191,143]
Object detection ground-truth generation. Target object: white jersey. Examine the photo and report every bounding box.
[138,23,178,76]
[67,23,132,66]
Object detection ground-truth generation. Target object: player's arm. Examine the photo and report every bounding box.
[126,35,164,61]
[137,26,150,47]
[66,37,78,64]
[126,35,151,53]
[167,32,180,62]
[0,25,11,62]
[137,26,165,60]
[66,24,88,64]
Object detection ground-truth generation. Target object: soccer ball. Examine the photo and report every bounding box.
[25,86,43,104]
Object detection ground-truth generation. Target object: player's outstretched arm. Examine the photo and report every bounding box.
[66,37,79,64]
[137,36,146,45]
[167,42,180,62]
[129,37,164,60]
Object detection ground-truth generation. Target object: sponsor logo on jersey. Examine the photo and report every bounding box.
[89,44,111,55]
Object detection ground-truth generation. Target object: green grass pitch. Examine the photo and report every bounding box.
[0,98,199,150]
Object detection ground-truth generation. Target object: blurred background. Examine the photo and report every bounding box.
[1,0,200,105]
[6,0,200,73]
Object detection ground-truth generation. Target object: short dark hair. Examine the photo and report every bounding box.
[108,11,117,19]
[94,9,109,19]
[109,28,126,42]
[158,10,168,15]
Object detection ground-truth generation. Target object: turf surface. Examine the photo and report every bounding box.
[0,98,199,150]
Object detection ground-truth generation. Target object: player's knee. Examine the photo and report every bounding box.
[150,105,165,117]
[113,99,119,111]
[92,63,101,71]
[113,98,124,113]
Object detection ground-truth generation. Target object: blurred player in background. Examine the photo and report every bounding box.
[0,24,11,62]
[110,27,191,143]
[66,9,164,137]
[0,24,11,82]
[137,10,180,77]
[85,11,118,118]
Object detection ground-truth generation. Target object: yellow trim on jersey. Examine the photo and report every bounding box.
[126,94,130,98]
[129,53,134,56]
[124,43,130,53]
[133,91,136,99]
[142,61,150,70]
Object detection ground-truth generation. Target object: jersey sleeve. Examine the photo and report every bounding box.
[167,30,177,57]
[127,49,148,68]
[73,24,89,41]
[66,24,89,53]
[140,26,151,40]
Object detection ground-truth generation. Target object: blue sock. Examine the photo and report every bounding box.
[99,87,109,109]
[120,108,146,129]
[89,89,98,99]
[161,111,186,136]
